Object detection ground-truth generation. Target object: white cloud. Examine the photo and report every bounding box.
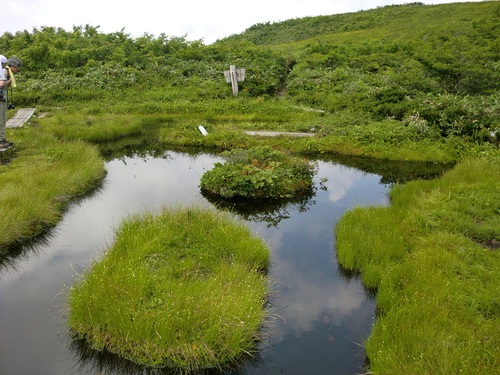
[3,0,485,44]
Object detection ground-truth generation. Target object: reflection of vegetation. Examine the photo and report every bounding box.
[69,337,262,375]
[68,207,270,372]
[0,236,49,275]
[317,153,454,184]
[200,146,317,199]
[202,190,316,228]
[336,263,378,303]
[95,134,211,162]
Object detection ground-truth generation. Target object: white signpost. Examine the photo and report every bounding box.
[224,65,246,96]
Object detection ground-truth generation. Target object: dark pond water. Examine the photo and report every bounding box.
[0,149,441,375]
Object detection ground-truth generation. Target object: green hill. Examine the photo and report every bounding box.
[222,2,498,46]
[220,1,499,141]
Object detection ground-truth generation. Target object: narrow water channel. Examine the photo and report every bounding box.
[0,150,391,375]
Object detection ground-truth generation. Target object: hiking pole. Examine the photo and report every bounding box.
[7,86,15,110]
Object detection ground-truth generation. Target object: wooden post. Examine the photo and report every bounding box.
[224,65,246,96]
[230,65,239,95]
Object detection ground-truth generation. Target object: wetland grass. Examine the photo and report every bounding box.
[336,155,500,374]
[35,97,497,164]
[0,126,105,251]
[41,113,146,142]
[67,206,271,372]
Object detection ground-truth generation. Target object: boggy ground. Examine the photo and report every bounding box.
[1,101,498,374]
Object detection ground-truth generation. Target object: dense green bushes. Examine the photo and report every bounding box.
[1,26,290,104]
[275,2,499,141]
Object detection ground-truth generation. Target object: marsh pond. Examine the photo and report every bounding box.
[0,146,450,375]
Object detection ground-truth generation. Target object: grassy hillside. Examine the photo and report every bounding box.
[223,1,500,140]
[223,2,498,46]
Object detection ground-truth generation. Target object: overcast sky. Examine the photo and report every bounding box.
[2,0,486,44]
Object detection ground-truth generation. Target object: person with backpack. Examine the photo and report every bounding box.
[0,56,22,149]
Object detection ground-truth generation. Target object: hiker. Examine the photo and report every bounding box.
[0,56,22,149]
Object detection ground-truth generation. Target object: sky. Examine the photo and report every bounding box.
[2,0,486,44]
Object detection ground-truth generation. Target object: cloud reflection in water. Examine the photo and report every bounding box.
[0,152,389,375]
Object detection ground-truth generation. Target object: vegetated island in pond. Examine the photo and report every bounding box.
[199,146,318,200]
[67,206,270,372]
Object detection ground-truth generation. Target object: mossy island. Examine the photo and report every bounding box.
[67,206,270,372]
[199,146,318,200]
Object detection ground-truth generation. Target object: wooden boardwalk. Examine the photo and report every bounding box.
[6,108,36,128]
[244,130,315,137]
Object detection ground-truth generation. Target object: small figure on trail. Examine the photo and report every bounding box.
[0,56,22,149]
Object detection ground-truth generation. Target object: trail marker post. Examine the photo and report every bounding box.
[224,65,246,96]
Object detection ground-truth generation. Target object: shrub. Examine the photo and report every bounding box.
[200,146,317,199]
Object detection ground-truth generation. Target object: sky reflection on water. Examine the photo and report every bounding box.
[0,151,389,375]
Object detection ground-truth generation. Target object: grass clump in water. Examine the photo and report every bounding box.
[67,206,270,372]
[200,146,317,199]
[336,155,500,374]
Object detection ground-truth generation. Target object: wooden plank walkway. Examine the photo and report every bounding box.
[6,108,36,128]
[244,130,315,137]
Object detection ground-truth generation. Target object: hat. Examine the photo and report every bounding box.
[0,55,7,65]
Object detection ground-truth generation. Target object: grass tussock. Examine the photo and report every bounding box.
[67,206,270,372]
[336,155,500,374]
